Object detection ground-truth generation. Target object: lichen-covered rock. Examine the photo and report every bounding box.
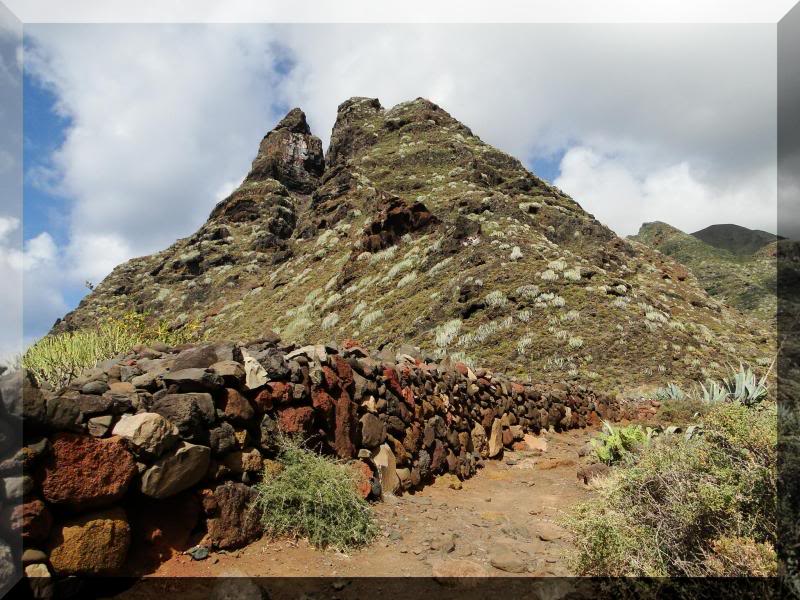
[140,441,211,499]
[40,434,137,510]
[111,412,180,458]
[48,507,131,575]
[239,108,324,194]
[151,393,215,442]
[206,482,263,550]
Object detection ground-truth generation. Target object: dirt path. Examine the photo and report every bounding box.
[144,426,597,580]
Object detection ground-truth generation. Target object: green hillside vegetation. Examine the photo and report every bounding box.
[50,98,776,396]
[630,222,777,322]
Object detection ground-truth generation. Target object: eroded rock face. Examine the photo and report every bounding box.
[360,195,438,252]
[48,507,131,575]
[40,434,137,511]
[326,97,384,168]
[244,108,324,193]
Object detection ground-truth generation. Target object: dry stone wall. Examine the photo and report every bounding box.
[0,335,622,584]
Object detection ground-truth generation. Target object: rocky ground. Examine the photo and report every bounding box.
[126,426,597,584]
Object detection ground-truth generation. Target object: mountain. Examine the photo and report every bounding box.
[52,97,775,394]
[692,223,779,257]
[630,221,777,322]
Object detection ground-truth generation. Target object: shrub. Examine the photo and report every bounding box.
[591,421,649,465]
[566,402,777,576]
[23,310,200,388]
[253,436,377,551]
[485,290,508,307]
[321,312,340,330]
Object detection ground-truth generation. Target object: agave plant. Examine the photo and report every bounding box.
[699,379,729,404]
[654,382,686,402]
[725,363,770,406]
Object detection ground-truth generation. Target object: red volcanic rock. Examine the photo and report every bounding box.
[351,460,374,500]
[334,392,357,459]
[401,387,415,408]
[222,388,254,423]
[40,433,137,511]
[454,362,469,377]
[312,388,336,425]
[511,382,525,396]
[383,367,404,400]
[331,355,354,392]
[321,366,340,391]
[277,406,313,434]
[253,381,292,411]
[8,499,52,544]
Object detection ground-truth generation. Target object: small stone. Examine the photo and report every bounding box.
[489,545,526,573]
[488,419,503,458]
[535,522,564,542]
[87,415,114,437]
[373,443,399,495]
[188,546,209,561]
[21,548,48,564]
[25,562,53,599]
[81,380,109,395]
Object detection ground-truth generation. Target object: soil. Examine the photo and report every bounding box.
[124,426,599,587]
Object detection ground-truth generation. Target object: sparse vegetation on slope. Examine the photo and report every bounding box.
[566,401,777,577]
[50,98,776,395]
[23,310,200,388]
[630,221,777,321]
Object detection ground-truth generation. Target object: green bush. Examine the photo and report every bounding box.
[566,402,777,576]
[253,436,377,551]
[591,421,650,465]
[22,310,200,388]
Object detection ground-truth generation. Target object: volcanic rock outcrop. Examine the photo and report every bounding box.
[52,97,774,393]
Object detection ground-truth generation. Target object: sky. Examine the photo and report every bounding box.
[0,22,782,358]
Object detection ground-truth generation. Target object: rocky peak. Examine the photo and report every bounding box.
[244,107,324,194]
[326,97,384,169]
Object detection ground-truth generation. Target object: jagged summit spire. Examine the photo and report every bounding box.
[244,107,324,193]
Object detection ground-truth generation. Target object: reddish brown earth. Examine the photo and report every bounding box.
[118,427,598,592]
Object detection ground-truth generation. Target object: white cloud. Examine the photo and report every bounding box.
[0,217,67,361]
[554,146,777,236]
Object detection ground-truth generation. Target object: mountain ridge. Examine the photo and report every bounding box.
[53,97,775,394]
[630,221,777,322]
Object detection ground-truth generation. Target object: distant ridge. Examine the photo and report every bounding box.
[692,223,780,257]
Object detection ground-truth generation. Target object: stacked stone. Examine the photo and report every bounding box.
[0,334,621,588]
